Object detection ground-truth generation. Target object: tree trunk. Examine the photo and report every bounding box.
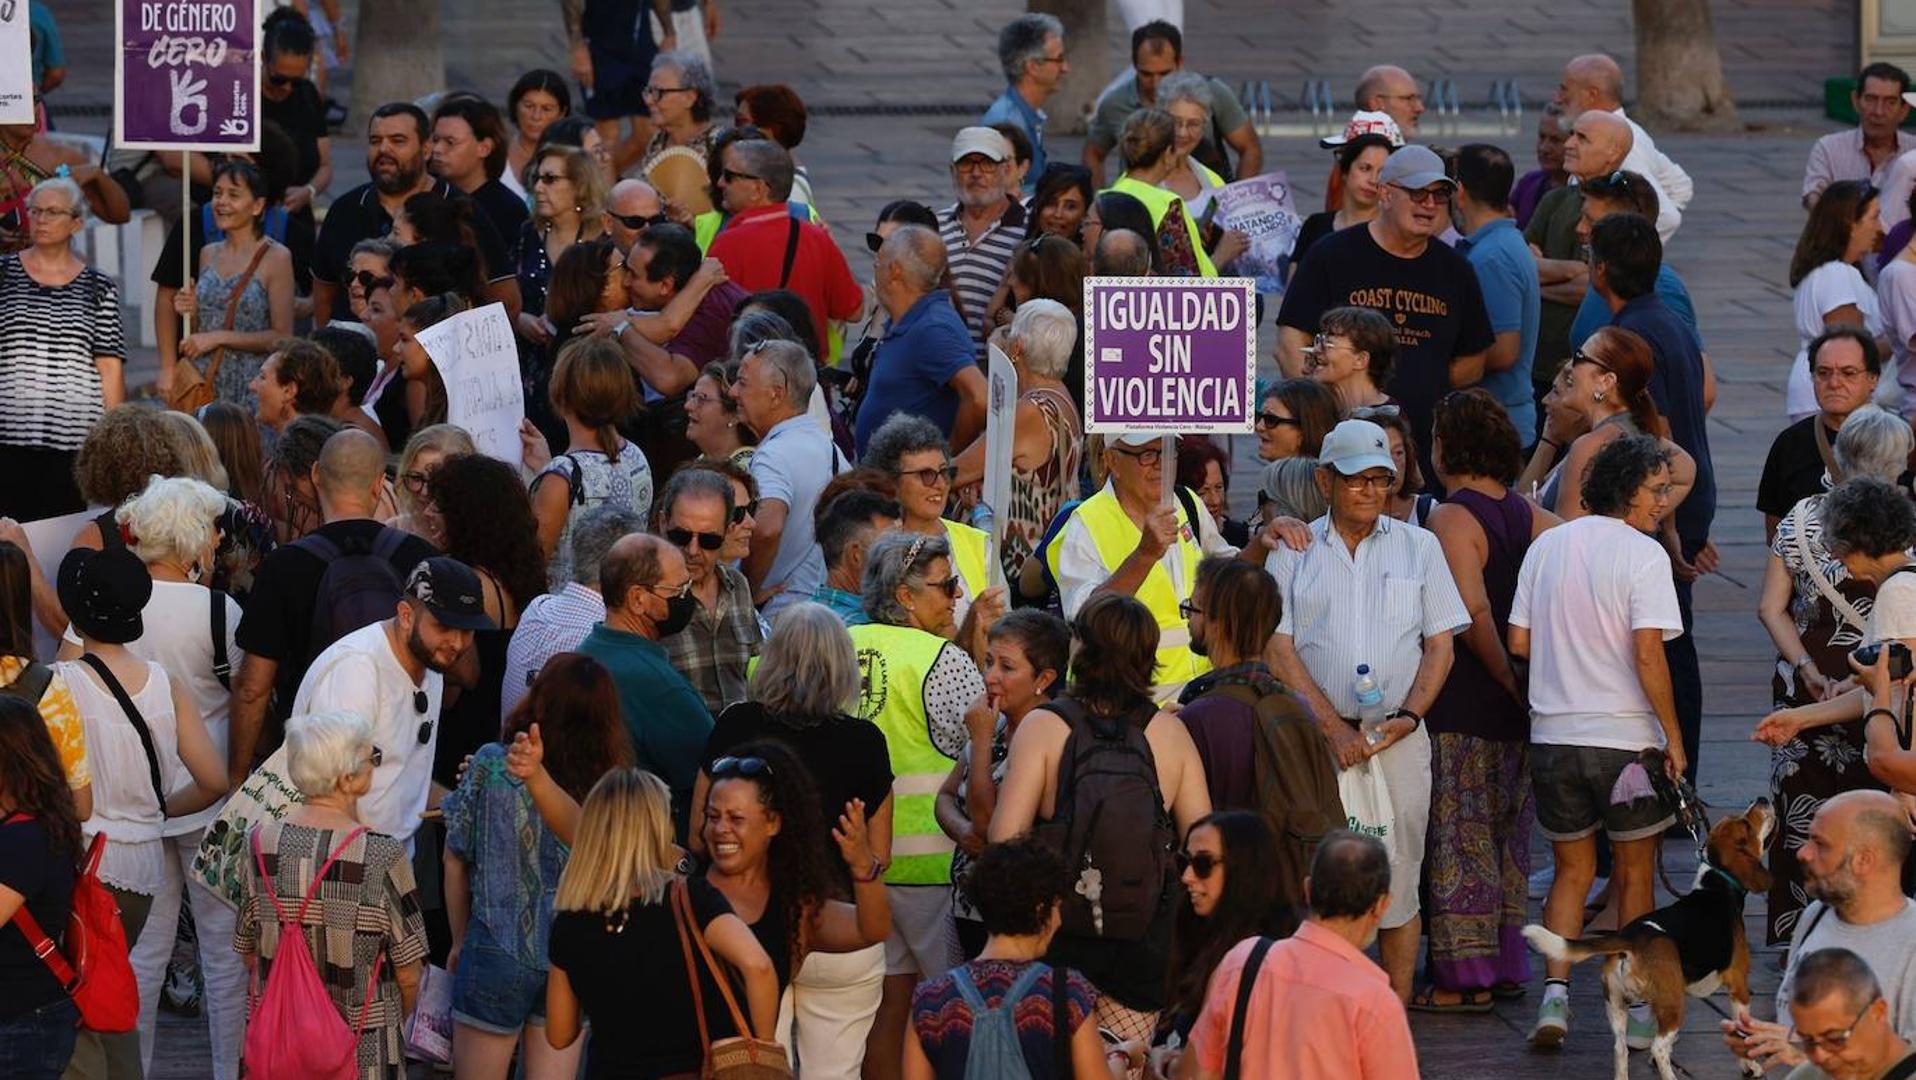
[347,0,445,134]
[1631,0,1739,131]
[1030,0,1109,136]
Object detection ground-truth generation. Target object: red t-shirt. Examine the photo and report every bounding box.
[707,204,863,358]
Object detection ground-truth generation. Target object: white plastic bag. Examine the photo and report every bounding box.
[1336,759,1395,845]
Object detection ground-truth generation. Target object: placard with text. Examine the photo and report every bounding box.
[115,0,260,151]
[1082,276,1257,434]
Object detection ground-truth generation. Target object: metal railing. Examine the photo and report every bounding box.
[1239,77,1532,140]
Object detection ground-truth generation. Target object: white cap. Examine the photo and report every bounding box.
[1112,431,1163,448]
[1319,110,1406,150]
[1319,419,1397,476]
[950,127,1013,163]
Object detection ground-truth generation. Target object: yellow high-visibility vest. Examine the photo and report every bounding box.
[847,622,959,885]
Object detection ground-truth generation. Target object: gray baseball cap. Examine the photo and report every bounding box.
[1377,144,1456,192]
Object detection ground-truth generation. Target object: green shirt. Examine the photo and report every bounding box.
[575,623,714,839]
[1087,72,1250,174]
[1524,184,1586,391]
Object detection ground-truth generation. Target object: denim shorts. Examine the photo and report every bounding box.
[1530,743,1676,843]
[0,996,80,1080]
[451,937,547,1034]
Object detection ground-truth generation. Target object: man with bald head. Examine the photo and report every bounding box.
[1523,110,1668,419]
[1723,789,1916,1073]
[602,178,666,253]
[1555,53,1693,226]
[1356,64,1425,139]
[576,532,714,838]
[856,224,988,455]
[1094,228,1154,276]
[228,427,440,783]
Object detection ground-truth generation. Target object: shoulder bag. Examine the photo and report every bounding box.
[670,878,792,1079]
[167,239,272,413]
[77,654,166,815]
[1790,500,1868,633]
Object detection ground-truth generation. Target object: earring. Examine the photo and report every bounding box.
[1593,390,1606,402]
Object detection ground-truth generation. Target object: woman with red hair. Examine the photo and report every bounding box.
[735,84,815,208]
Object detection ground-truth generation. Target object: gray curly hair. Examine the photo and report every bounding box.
[863,414,948,476]
[861,530,951,626]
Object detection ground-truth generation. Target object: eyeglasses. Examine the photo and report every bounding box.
[1177,599,1203,619]
[531,172,566,187]
[400,470,431,495]
[1336,472,1396,492]
[650,578,694,600]
[1570,348,1614,374]
[609,211,668,230]
[1349,404,1402,421]
[25,206,79,219]
[643,85,697,101]
[1110,445,1163,467]
[1255,410,1298,430]
[1177,850,1224,879]
[365,746,384,769]
[686,390,724,409]
[955,158,1002,174]
[721,167,763,184]
[1032,54,1067,66]
[1813,365,1870,382]
[666,526,726,551]
[729,498,760,524]
[1789,995,1879,1053]
[924,574,962,599]
[710,755,773,778]
[1390,184,1453,206]
[412,689,432,745]
[898,465,957,487]
[354,270,396,294]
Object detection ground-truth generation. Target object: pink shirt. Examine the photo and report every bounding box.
[1191,923,1419,1080]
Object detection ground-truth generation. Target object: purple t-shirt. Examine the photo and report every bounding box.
[1510,169,1562,230]
[670,280,750,373]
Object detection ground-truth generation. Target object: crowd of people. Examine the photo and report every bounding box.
[5,3,1916,1079]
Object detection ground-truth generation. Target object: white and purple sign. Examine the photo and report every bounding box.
[1082,276,1257,434]
[115,0,260,152]
[1213,171,1302,295]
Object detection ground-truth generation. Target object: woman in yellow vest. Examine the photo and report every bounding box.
[846,530,987,1072]
[862,415,1006,660]
[1157,72,1251,273]
[1103,109,1216,277]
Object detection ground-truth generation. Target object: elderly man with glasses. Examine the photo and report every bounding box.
[939,127,1029,363]
[1265,417,1468,1004]
[1277,145,1495,487]
[733,339,845,617]
[655,467,762,716]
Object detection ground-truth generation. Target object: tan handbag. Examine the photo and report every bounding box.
[167,240,271,413]
[670,878,793,1080]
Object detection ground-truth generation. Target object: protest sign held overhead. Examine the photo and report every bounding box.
[1082,276,1257,434]
[0,2,31,125]
[115,0,259,151]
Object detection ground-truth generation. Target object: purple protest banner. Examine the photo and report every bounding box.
[115,0,260,151]
[1082,276,1257,434]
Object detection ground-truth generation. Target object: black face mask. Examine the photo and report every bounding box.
[655,591,699,637]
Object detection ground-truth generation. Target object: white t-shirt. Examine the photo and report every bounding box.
[1868,566,1916,643]
[290,621,444,844]
[1509,515,1683,749]
[1789,262,1883,421]
[1879,257,1916,412]
[64,581,244,836]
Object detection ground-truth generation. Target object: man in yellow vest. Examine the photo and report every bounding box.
[1050,432,1284,702]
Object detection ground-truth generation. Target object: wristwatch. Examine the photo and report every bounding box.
[1387,707,1423,731]
[611,318,631,339]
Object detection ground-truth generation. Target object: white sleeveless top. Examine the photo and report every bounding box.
[59,659,183,895]
[536,442,655,589]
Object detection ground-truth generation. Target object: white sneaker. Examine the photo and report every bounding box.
[1530,993,1569,1048]
[1528,866,1555,900]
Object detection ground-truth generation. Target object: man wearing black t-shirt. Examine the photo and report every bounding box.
[311,103,521,327]
[1277,144,1494,483]
[1759,328,1882,542]
[227,430,437,785]
[429,95,530,265]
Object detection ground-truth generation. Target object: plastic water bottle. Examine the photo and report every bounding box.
[1353,665,1386,744]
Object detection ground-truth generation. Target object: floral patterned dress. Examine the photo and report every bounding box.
[1767,494,1881,944]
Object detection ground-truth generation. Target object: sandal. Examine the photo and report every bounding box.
[1490,980,1527,1000]
[1408,985,1494,1013]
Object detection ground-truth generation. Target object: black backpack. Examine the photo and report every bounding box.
[1034,696,1177,943]
[291,527,411,656]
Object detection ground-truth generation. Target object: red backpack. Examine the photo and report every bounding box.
[4,815,140,1032]
[243,825,385,1080]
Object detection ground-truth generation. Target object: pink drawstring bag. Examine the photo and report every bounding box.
[243,825,386,1080]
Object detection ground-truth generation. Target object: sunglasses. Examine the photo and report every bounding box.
[1254,411,1297,430]
[412,689,432,745]
[1177,599,1203,619]
[610,211,669,230]
[898,465,957,487]
[1390,183,1453,206]
[721,168,763,184]
[366,745,384,769]
[729,499,760,524]
[865,231,886,254]
[666,526,725,551]
[354,270,396,294]
[1349,404,1402,421]
[1570,348,1614,374]
[924,574,962,599]
[531,171,566,187]
[1177,850,1224,879]
[268,73,299,88]
[711,755,773,778]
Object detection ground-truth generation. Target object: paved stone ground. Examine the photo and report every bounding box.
[43,0,1862,1076]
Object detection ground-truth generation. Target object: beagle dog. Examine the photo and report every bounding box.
[1523,797,1775,1080]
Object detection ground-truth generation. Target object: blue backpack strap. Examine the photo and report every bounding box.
[1002,961,1046,1001]
[200,201,225,244]
[264,206,289,242]
[950,964,988,1011]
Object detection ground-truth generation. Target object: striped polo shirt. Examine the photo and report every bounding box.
[938,199,1028,362]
